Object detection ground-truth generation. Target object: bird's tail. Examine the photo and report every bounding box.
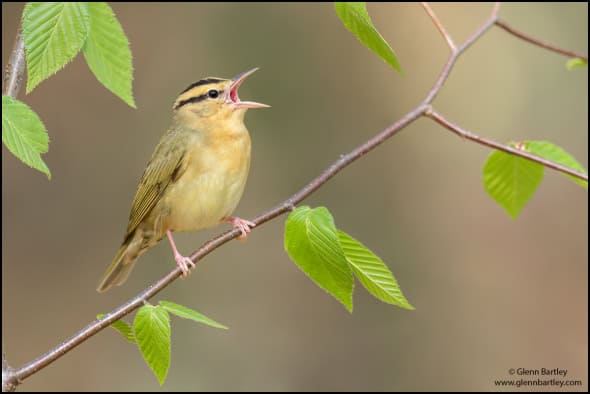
[97,231,142,292]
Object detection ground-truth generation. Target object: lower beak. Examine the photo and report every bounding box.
[228,67,270,109]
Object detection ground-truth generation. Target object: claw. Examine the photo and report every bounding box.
[174,253,196,278]
[224,216,256,240]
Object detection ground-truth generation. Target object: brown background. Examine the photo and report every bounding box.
[2,2,587,391]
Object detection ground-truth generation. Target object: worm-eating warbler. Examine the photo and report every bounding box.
[97,67,268,292]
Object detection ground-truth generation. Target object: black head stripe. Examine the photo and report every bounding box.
[174,93,207,110]
[180,78,225,94]
[174,89,225,110]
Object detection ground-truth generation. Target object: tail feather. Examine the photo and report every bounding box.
[97,233,141,292]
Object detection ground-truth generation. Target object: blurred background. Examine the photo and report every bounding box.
[2,2,587,391]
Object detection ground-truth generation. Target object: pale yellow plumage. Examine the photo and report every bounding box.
[97,68,268,292]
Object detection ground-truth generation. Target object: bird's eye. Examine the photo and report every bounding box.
[208,89,219,98]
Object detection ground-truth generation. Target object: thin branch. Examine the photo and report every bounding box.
[421,2,456,51]
[2,352,16,392]
[2,29,26,98]
[422,3,499,105]
[458,4,501,54]
[495,19,588,62]
[425,109,588,182]
[2,27,26,394]
[492,2,502,17]
[13,283,161,381]
[6,2,587,389]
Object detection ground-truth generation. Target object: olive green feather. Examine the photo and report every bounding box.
[96,129,188,292]
[127,130,189,234]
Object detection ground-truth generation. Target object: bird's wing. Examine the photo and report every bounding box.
[126,132,188,234]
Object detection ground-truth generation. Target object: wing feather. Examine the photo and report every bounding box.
[126,131,188,234]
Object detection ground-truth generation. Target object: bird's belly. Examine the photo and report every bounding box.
[161,161,249,233]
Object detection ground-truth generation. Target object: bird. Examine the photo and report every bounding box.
[97,67,269,292]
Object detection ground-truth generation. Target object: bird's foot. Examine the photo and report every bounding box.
[166,229,195,278]
[224,216,256,240]
[174,252,196,278]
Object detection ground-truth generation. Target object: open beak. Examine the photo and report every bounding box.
[227,67,270,109]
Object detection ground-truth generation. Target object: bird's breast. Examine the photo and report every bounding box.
[160,126,251,232]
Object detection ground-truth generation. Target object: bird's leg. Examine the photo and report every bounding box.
[224,216,256,240]
[166,229,195,278]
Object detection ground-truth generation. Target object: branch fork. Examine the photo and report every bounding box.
[3,3,587,389]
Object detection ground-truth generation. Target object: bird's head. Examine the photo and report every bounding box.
[173,67,269,125]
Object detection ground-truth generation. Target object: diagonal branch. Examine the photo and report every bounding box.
[5,2,587,389]
[495,19,588,61]
[425,109,588,181]
[421,2,456,51]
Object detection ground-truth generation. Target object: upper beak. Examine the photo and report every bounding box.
[227,67,270,109]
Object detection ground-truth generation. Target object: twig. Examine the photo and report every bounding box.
[2,29,25,98]
[421,3,456,51]
[425,109,588,181]
[5,2,587,388]
[423,3,499,105]
[496,19,588,61]
[2,352,17,392]
[2,27,26,394]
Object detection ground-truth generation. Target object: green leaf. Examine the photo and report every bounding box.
[482,144,544,219]
[338,231,414,310]
[2,96,51,178]
[525,141,587,190]
[160,301,228,330]
[22,2,90,93]
[97,314,136,343]
[566,58,587,70]
[83,2,135,107]
[134,305,170,386]
[284,206,354,312]
[334,2,402,73]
